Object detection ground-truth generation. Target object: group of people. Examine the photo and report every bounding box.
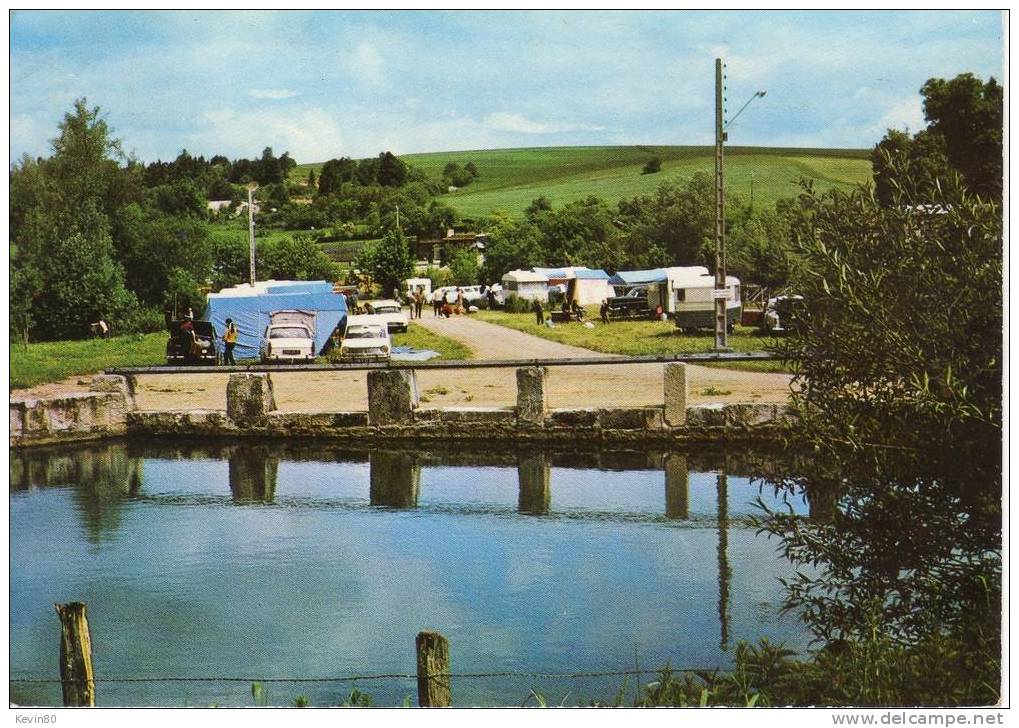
[531,298,589,325]
[407,288,427,319]
[433,287,468,318]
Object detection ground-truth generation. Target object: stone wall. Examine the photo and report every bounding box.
[11,368,793,449]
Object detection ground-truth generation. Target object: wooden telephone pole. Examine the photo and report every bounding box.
[714,57,729,350]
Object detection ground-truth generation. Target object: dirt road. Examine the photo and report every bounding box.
[12,315,793,413]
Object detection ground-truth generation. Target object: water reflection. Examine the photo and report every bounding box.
[228,446,279,503]
[369,450,420,508]
[10,438,814,707]
[517,454,550,515]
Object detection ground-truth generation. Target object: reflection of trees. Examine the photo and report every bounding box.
[65,445,142,543]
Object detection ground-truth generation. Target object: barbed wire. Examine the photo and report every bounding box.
[10,665,721,685]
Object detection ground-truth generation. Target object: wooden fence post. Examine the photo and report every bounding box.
[55,602,95,707]
[416,631,451,707]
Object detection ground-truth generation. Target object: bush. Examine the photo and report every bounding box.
[642,157,662,174]
[503,293,535,313]
[119,306,166,334]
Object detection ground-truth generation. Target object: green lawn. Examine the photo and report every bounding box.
[10,333,168,389]
[291,145,873,220]
[391,323,472,360]
[473,308,790,372]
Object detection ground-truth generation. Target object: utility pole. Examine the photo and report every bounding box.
[247,185,257,286]
[395,204,400,232]
[714,57,729,350]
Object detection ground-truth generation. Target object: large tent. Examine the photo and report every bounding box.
[204,280,348,360]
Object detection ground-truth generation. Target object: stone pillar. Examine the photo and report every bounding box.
[228,446,278,502]
[226,373,276,427]
[517,453,551,515]
[664,453,689,519]
[90,374,136,410]
[367,369,419,426]
[516,367,548,425]
[369,450,421,508]
[664,363,688,426]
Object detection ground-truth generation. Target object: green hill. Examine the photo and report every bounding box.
[294,145,874,220]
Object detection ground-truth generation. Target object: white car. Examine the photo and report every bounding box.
[365,299,409,333]
[340,315,392,361]
[260,322,316,363]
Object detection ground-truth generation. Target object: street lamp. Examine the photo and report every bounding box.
[714,58,766,350]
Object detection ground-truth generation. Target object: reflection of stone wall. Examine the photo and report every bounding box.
[228,446,279,502]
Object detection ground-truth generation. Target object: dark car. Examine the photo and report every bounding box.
[166,320,220,366]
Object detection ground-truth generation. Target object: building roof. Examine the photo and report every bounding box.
[502,270,549,284]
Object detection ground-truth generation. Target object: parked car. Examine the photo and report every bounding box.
[166,320,219,366]
[260,310,317,363]
[339,315,392,361]
[762,295,805,335]
[605,287,654,320]
[364,299,409,332]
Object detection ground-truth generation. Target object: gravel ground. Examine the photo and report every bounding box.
[11,314,794,412]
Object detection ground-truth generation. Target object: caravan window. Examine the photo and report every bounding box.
[674,289,686,303]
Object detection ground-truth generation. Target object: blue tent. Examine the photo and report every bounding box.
[607,269,667,287]
[204,281,348,360]
[573,268,610,280]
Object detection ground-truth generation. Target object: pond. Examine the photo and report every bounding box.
[10,438,818,707]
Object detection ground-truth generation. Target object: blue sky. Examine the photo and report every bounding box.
[9,10,1004,164]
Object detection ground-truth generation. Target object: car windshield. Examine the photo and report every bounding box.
[346,327,384,339]
[374,306,400,314]
[269,327,309,339]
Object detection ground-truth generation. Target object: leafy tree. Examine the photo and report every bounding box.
[761,167,1001,654]
[355,229,414,294]
[873,73,1002,204]
[376,151,408,187]
[447,247,480,286]
[480,217,547,282]
[306,169,317,190]
[524,196,552,221]
[257,233,338,282]
[921,73,1003,201]
[464,161,479,179]
[642,157,662,174]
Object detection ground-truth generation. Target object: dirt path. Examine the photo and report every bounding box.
[411,314,792,409]
[11,315,792,412]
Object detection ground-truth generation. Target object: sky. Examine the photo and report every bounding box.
[8,10,1005,165]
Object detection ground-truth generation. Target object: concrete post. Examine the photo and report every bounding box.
[367,369,419,426]
[517,453,551,515]
[516,367,548,425]
[664,363,689,426]
[665,453,689,519]
[226,373,276,427]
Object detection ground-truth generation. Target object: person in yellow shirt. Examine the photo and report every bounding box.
[223,318,238,365]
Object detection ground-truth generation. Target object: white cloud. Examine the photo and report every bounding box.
[349,41,385,87]
[248,88,298,100]
[483,112,604,135]
[187,107,345,161]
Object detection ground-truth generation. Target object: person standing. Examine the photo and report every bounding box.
[223,318,238,365]
[532,298,544,325]
[600,299,610,324]
[415,288,425,319]
[432,289,443,317]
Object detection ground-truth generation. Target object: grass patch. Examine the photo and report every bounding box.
[473,308,790,373]
[391,323,473,361]
[10,333,167,389]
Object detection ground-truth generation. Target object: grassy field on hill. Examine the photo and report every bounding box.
[294,145,873,220]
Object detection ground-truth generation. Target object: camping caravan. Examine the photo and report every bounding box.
[205,280,347,361]
[646,266,741,332]
[501,270,549,302]
[532,267,612,305]
[404,277,432,299]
